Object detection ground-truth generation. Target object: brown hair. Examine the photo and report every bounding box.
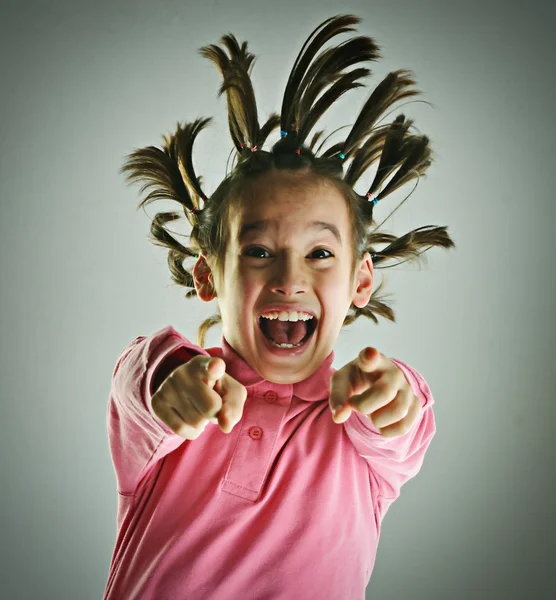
[120,14,455,348]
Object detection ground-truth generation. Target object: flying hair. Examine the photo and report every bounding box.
[120,14,456,348]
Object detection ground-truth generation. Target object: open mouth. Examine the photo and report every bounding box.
[257,316,317,349]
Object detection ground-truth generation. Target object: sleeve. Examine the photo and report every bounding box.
[106,326,209,496]
[343,358,436,521]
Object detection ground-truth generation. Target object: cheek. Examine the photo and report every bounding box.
[231,276,261,308]
[321,280,355,316]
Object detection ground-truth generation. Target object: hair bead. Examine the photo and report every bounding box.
[338,152,345,160]
[280,130,288,138]
[366,192,378,205]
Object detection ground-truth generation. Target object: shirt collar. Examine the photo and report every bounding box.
[214,334,336,403]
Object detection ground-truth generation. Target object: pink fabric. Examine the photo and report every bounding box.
[103,325,436,600]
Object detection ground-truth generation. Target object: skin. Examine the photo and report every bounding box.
[193,168,374,385]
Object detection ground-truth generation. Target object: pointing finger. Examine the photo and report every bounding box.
[356,347,381,372]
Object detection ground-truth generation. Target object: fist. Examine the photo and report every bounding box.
[151,355,247,439]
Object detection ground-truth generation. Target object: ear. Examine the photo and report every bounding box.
[351,251,374,309]
[193,255,217,302]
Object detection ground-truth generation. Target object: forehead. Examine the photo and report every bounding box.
[231,172,349,240]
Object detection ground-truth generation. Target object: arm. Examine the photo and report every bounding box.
[107,327,207,495]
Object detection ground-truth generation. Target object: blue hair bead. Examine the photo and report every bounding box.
[338,152,345,160]
[280,130,288,138]
[372,198,378,205]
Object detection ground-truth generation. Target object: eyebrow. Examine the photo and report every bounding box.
[238,219,342,246]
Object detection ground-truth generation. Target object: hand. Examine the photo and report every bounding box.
[152,355,247,439]
[329,347,422,438]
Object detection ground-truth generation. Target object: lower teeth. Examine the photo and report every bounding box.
[269,338,305,348]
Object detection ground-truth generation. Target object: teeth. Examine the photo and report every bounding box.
[259,310,315,349]
[260,311,314,322]
[270,340,304,348]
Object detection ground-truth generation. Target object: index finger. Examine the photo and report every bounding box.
[193,356,226,423]
[194,356,226,383]
[330,347,380,409]
[213,375,248,433]
[355,347,381,371]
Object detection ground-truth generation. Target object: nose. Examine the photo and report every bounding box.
[267,253,308,296]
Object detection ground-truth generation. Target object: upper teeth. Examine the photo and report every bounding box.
[260,311,314,322]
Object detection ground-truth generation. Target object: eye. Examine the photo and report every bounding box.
[244,247,334,259]
[310,248,334,259]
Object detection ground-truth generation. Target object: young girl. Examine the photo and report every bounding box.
[104,14,455,600]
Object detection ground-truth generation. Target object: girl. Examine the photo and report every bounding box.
[104,14,455,600]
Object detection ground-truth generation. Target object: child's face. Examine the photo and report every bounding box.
[194,170,374,384]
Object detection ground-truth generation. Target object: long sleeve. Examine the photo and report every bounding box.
[343,358,436,521]
[106,328,207,496]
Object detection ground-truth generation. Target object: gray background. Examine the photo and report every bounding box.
[1,0,554,598]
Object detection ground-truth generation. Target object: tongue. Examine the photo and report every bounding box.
[265,319,308,345]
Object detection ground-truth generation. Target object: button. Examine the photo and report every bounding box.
[264,390,277,403]
[248,426,263,439]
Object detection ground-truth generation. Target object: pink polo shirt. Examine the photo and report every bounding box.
[103,325,436,600]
